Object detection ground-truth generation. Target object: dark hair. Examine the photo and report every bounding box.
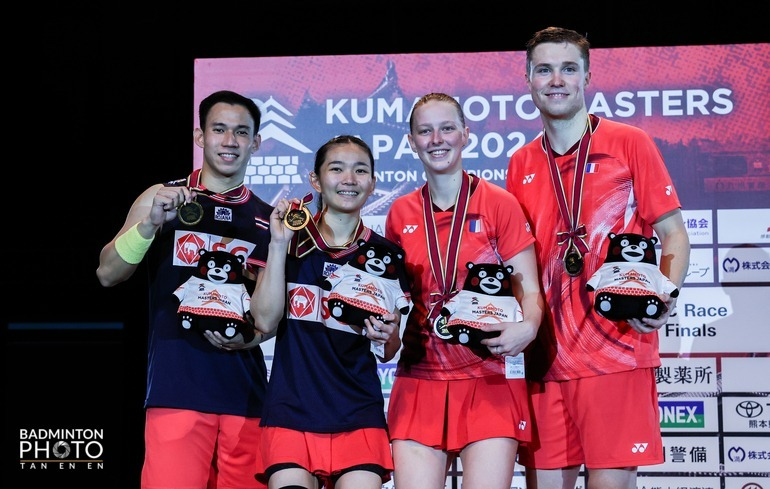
[408,92,466,132]
[312,135,375,211]
[525,27,591,74]
[313,135,375,175]
[198,90,262,132]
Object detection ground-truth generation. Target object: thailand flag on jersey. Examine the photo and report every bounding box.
[469,220,483,233]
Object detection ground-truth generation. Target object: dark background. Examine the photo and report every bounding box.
[5,2,766,487]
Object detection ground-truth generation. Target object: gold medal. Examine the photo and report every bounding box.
[564,247,584,277]
[178,200,204,226]
[284,201,311,231]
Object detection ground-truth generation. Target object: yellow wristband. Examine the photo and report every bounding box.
[114,223,155,264]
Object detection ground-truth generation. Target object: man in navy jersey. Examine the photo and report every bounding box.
[97,90,272,489]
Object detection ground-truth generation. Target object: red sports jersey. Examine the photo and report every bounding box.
[385,175,534,380]
[506,117,682,381]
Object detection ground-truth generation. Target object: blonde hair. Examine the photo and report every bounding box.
[409,92,466,132]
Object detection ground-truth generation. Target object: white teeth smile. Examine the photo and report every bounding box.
[338,191,358,196]
[430,150,448,157]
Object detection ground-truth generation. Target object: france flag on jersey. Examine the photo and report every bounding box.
[469,220,483,233]
[586,163,598,173]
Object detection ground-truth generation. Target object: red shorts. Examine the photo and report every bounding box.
[141,407,266,489]
[387,375,531,453]
[518,368,664,469]
[256,426,393,486]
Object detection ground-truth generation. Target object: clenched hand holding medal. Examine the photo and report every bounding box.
[173,182,242,227]
[282,193,314,231]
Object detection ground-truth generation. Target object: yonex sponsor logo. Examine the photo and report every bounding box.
[522,174,535,184]
[631,442,648,453]
[403,225,418,233]
[659,400,705,428]
[378,363,397,391]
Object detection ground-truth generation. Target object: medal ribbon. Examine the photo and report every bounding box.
[543,116,594,260]
[422,171,473,320]
[185,168,251,204]
[289,193,367,258]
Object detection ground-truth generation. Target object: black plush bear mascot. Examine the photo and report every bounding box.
[173,249,255,342]
[435,261,522,350]
[322,239,410,327]
[586,232,679,321]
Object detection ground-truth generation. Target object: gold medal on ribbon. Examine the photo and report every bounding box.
[283,200,311,231]
[178,199,204,226]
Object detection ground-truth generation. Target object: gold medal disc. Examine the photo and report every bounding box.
[284,205,311,231]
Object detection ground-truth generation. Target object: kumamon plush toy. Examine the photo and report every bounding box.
[322,239,410,327]
[586,232,679,321]
[173,249,255,342]
[435,261,522,350]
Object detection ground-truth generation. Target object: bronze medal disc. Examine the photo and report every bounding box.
[433,315,452,339]
[178,201,204,226]
[284,206,311,231]
[564,250,584,277]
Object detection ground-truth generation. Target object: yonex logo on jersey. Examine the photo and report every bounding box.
[403,225,418,233]
[631,442,648,453]
[665,185,672,195]
[518,420,527,430]
[522,174,535,184]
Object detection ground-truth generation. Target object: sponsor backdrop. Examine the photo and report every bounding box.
[194,44,770,488]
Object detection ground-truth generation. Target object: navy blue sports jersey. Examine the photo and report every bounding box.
[143,170,273,417]
[260,230,410,433]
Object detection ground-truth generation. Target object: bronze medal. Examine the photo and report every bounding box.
[433,315,452,340]
[544,116,595,279]
[178,200,204,226]
[564,247,584,277]
[284,202,311,231]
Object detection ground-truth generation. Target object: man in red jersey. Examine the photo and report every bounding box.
[506,27,691,489]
